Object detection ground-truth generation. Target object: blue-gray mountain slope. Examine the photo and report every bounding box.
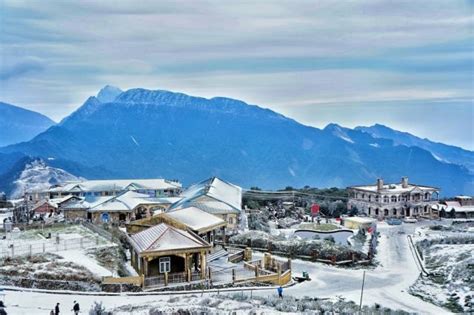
[0,87,472,196]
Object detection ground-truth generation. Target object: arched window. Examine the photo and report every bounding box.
[391,196,397,203]
[383,196,389,203]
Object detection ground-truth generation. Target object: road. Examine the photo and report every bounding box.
[273,220,449,314]
[3,220,451,314]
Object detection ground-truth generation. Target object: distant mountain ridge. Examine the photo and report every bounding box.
[356,124,474,173]
[0,86,472,196]
[0,102,55,147]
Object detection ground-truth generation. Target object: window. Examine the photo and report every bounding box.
[159,257,171,273]
[391,196,397,203]
[228,217,234,224]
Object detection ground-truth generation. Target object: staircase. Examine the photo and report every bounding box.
[207,248,228,263]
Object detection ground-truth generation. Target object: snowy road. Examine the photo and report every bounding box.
[272,221,449,314]
[3,221,452,314]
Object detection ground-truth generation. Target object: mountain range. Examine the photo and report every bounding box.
[0,86,472,197]
[0,102,55,147]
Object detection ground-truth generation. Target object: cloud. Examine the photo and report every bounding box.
[0,0,472,148]
[0,58,45,81]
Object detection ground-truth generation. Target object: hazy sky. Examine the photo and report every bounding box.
[1,0,473,149]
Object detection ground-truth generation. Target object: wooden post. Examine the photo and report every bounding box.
[232,268,236,283]
[143,258,149,277]
[255,265,259,280]
[200,251,207,279]
[244,247,252,261]
[164,272,168,286]
[208,267,212,282]
[187,268,191,282]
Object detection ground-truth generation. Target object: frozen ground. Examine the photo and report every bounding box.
[2,220,457,314]
[0,224,111,257]
[409,223,474,312]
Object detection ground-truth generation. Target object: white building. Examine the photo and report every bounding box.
[347,177,439,218]
[26,178,182,203]
[168,177,242,231]
[431,196,474,219]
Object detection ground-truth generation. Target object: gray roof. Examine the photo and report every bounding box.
[129,223,210,254]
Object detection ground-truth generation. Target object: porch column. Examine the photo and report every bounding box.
[143,257,149,277]
[200,251,207,278]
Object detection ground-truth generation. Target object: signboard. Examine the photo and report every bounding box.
[101,212,110,223]
[311,204,320,216]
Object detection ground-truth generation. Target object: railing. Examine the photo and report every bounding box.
[228,250,244,263]
[0,236,105,258]
[168,272,186,284]
[144,274,165,287]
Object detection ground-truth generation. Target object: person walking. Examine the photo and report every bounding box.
[72,301,80,315]
[55,302,60,315]
[0,300,6,315]
[277,286,283,299]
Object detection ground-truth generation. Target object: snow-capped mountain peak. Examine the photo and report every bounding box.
[96,85,123,103]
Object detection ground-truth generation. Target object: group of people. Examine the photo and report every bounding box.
[50,301,80,315]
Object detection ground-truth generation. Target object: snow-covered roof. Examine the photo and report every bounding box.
[48,178,182,193]
[432,202,474,213]
[129,223,210,254]
[455,195,473,200]
[169,177,242,214]
[349,183,438,194]
[64,191,164,212]
[88,191,164,212]
[165,207,226,233]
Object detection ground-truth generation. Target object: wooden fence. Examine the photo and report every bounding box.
[103,275,143,286]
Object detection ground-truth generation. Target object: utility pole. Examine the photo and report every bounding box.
[359,270,366,311]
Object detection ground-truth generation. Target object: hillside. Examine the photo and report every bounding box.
[0,87,472,196]
[356,124,474,173]
[0,102,55,146]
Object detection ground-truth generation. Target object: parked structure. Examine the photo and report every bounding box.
[168,177,242,231]
[26,179,182,203]
[347,177,440,218]
[431,196,474,218]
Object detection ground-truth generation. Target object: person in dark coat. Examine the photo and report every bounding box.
[0,300,6,315]
[55,302,60,315]
[72,301,80,315]
[277,286,283,298]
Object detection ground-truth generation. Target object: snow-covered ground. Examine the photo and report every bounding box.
[2,220,456,314]
[409,223,474,312]
[10,159,82,198]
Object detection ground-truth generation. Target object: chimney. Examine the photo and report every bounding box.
[401,177,408,188]
[377,178,384,191]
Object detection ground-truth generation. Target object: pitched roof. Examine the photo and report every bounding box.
[169,177,242,214]
[129,223,210,254]
[165,206,226,233]
[48,179,181,193]
[64,191,165,212]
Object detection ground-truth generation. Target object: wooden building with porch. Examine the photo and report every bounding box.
[126,206,227,245]
[127,223,211,283]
